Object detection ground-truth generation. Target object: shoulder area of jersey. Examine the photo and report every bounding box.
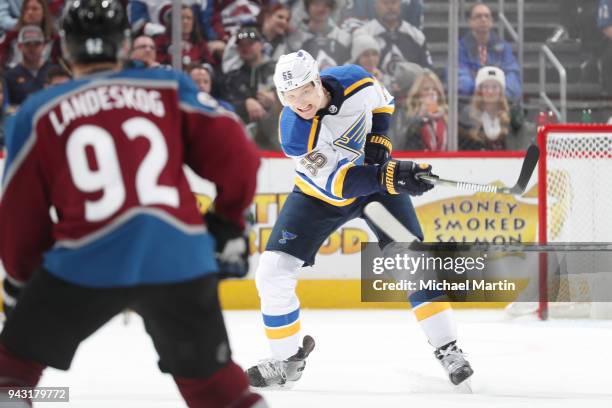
[278,106,315,152]
[320,64,374,95]
[321,63,372,82]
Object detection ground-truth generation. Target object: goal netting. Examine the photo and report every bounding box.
[538,126,612,319]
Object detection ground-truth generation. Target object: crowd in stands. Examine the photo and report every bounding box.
[0,0,610,152]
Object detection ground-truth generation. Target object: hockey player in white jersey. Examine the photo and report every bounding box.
[246,50,473,388]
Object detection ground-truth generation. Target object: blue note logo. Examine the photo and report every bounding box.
[279,230,298,244]
[333,112,367,164]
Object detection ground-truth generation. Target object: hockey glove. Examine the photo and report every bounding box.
[2,277,24,319]
[379,159,435,196]
[204,211,250,279]
[364,133,393,165]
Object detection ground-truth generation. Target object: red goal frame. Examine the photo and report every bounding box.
[537,124,612,319]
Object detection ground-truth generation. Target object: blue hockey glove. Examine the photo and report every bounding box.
[364,133,392,165]
[379,159,435,196]
[204,211,250,279]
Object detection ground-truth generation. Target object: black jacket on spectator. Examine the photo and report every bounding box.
[220,60,276,125]
[287,20,351,68]
[353,19,433,76]
[5,61,54,105]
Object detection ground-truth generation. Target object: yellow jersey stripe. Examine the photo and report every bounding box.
[332,162,355,198]
[344,77,374,97]
[413,302,452,321]
[265,320,301,339]
[307,116,320,152]
[295,176,356,207]
[373,106,395,114]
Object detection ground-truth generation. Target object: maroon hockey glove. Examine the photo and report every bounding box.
[2,277,24,319]
[204,211,250,279]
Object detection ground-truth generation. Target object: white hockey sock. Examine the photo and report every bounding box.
[412,301,457,348]
[256,251,303,360]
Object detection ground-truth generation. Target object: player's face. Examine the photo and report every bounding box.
[283,82,324,120]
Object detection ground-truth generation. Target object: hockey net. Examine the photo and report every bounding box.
[537,125,612,319]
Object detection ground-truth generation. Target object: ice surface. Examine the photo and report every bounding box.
[37,310,612,407]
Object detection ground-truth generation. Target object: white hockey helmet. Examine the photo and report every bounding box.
[273,50,321,106]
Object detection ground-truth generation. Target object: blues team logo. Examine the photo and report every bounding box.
[333,112,367,164]
[279,230,298,244]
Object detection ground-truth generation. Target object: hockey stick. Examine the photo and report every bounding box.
[417,144,540,195]
[364,202,418,243]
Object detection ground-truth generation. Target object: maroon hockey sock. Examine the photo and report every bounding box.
[0,344,44,386]
[175,361,265,408]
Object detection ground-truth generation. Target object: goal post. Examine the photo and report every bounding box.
[537,124,612,319]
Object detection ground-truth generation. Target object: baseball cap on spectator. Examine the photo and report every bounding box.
[18,25,45,44]
[351,34,379,63]
[236,26,262,44]
[393,61,424,93]
[475,66,506,90]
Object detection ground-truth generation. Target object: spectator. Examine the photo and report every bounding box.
[353,0,432,78]
[45,64,71,86]
[458,66,530,151]
[186,62,234,112]
[339,0,424,32]
[388,61,424,145]
[351,33,386,84]
[286,0,350,69]
[0,0,60,69]
[4,25,54,106]
[0,0,21,35]
[222,3,291,73]
[458,2,521,103]
[221,26,279,147]
[129,0,172,36]
[154,4,215,67]
[398,69,448,151]
[130,35,160,67]
[204,0,265,43]
[129,0,227,58]
[598,0,612,94]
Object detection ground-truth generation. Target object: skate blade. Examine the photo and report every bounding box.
[251,381,297,391]
[456,379,473,394]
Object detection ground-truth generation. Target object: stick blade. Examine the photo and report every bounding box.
[364,202,417,243]
[509,144,540,195]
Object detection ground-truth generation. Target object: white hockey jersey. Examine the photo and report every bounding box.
[279,64,395,207]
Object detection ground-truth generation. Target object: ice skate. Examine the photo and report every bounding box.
[247,335,315,389]
[434,341,473,386]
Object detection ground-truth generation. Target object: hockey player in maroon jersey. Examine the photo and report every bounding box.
[0,1,266,407]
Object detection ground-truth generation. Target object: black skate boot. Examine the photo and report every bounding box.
[434,341,473,386]
[247,335,315,389]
